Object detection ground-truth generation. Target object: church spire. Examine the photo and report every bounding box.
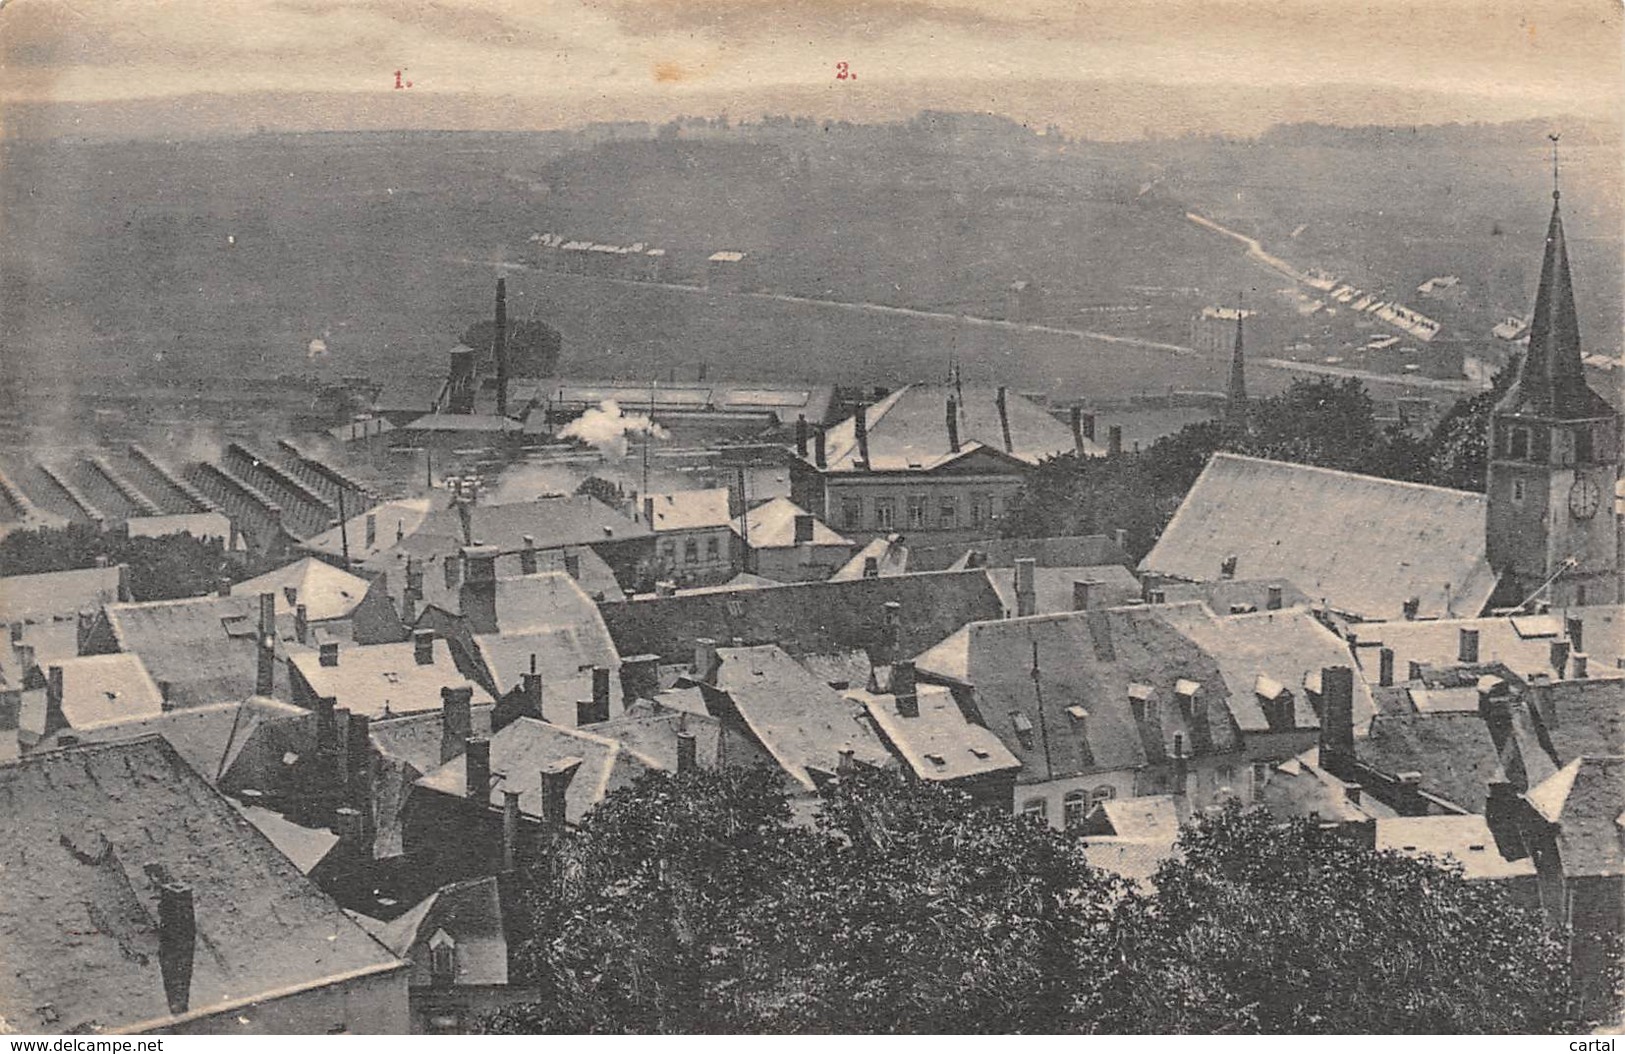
[1498,139,1606,421]
[1225,297,1247,425]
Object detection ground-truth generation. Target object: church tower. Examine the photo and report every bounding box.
[1485,166,1621,608]
[1224,301,1248,430]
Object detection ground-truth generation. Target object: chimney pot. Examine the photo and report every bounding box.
[1107,425,1123,458]
[1266,584,1283,610]
[440,686,475,763]
[319,641,340,667]
[793,513,815,544]
[1072,579,1094,611]
[676,729,698,774]
[813,427,828,469]
[157,881,197,1015]
[1317,665,1356,778]
[1550,638,1571,677]
[863,555,879,578]
[464,736,492,801]
[538,757,582,833]
[502,789,522,871]
[1565,616,1584,654]
[1571,652,1589,679]
[619,653,660,703]
[795,414,809,458]
[1377,647,1395,688]
[693,638,720,682]
[1014,558,1037,617]
[413,629,435,666]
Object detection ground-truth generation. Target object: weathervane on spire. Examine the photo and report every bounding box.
[1548,132,1561,201]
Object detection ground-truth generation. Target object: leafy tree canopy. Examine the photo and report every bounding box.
[0,522,233,601]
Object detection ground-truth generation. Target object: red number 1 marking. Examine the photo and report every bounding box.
[394,70,413,89]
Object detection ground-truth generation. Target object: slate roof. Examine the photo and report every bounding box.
[1078,837,1178,890]
[642,488,733,532]
[731,497,851,550]
[1156,577,1316,614]
[369,703,495,776]
[818,384,1096,471]
[47,653,166,731]
[1530,678,1625,765]
[1257,749,1383,824]
[830,535,912,581]
[233,802,340,875]
[986,564,1140,616]
[1152,603,1376,735]
[373,877,513,987]
[914,608,1237,785]
[854,683,1020,782]
[1524,756,1625,877]
[232,557,375,623]
[33,698,309,787]
[1357,712,1509,813]
[303,497,439,566]
[600,569,1004,666]
[1142,453,1498,621]
[0,564,124,624]
[711,645,894,791]
[417,718,655,826]
[0,736,403,1034]
[411,547,623,613]
[99,595,299,709]
[934,534,1133,572]
[1376,815,1537,881]
[290,638,492,718]
[583,702,726,772]
[1352,606,1625,685]
[1088,794,1185,842]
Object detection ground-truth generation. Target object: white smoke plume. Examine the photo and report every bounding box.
[557,400,668,458]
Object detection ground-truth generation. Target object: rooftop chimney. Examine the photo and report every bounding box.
[1080,411,1097,442]
[1566,616,1584,654]
[795,414,809,458]
[995,386,1013,452]
[814,427,827,469]
[157,881,197,1015]
[1072,579,1095,612]
[441,686,474,763]
[863,555,879,579]
[676,728,697,774]
[465,735,491,802]
[1171,732,1188,797]
[413,629,435,666]
[1266,584,1283,610]
[643,495,655,526]
[947,396,961,453]
[1107,425,1123,458]
[619,653,660,703]
[793,514,815,545]
[1402,596,1420,621]
[854,404,871,467]
[693,638,720,683]
[1458,627,1480,664]
[520,535,537,575]
[217,576,232,597]
[294,603,308,646]
[1318,665,1356,779]
[562,550,580,581]
[365,512,377,550]
[1377,647,1395,688]
[1550,638,1571,678]
[539,757,582,834]
[1069,405,1084,454]
[494,277,509,419]
[1571,652,1589,679]
[319,641,340,667]
[892,660,918,718]
[256,592,277,696]
[1014,557,1037,618]
[502,789,522,872]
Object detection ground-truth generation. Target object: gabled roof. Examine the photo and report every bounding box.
[0,737,403,1034]
[642,488,732,532]
[1257,748,1382,824]
[0,564,124,624]
[373,877,514,987]
[290,638,492,718]
[1530,677,1625,765]
[232,557,375,623]
[1357,712,1508,813]
[410,547,622,612]
[1376,815,1536,881]
[985,564,1139,616]
[1142,453,1498,621]
[303,497,439,566]
[369,703,495,776]
[100,594,298,709]
[1089,794,1184,842]
[600,569,1004,666]
[731,497,851,549]
[349,495,648,575]
[818,384,1094,472]
[582,702,726,772]
[1152,603,1376,734]
[854,683,1020,782]
[416,717,655,825]
[1352,606,1625,686]
[830,534,911,581]
[1524,756,1625,877]
[711,644,893,791]
[915,608,1237,784]
[48,653,166,731]
[34,697,309,787]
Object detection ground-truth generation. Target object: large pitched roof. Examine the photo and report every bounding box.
[582,702,726,772]
[914,608,1237,784]
[303,497,439,566]
[416,717,654,825]
[1352,606,1625,686]
[1357,712,1508,813]
[600,569,1004,666]
[854,683,1020,782]
[232,557,374,623]
[1496,196,1617,421]
[711,645,893,791]
[372,877,512,987]
[1376,815,1536,881]
[1524,756,1625,877]
[0,737,402,1033]
[819,384,1093,472]
[290,638,492,718]
[642,488,732,532]
[731,497,851,549]
[1142,453,1498,621]
[985,564,1140,617]
[1152,603,1377,735]
[47,653,166,731]
[100,595,298,709]
[1531,678,1625,765]
[0,564,124,624]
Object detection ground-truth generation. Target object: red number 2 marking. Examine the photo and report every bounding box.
[835,61,855,81]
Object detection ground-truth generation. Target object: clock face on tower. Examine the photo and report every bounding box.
[1568,477,1602,521]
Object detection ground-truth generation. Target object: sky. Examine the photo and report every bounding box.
[1,0,1621,138]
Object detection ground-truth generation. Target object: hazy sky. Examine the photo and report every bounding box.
[1,0,1620,136]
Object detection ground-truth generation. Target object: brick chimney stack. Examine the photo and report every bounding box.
[157,881,197,1015]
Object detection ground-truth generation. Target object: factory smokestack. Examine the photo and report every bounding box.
[495,278,509,419]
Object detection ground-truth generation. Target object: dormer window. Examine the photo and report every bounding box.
[428,929,457,986]
[1011,712,1035,751]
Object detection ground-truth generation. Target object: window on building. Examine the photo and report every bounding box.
[706,536,720,561]
[661,540,676,563]
[874,498,895,530]
[1512,478,1526,504]
[1063,790,1089,828]
[1091,784,1115,802]
[939,497,958,530]
[1021,798,1048,823]
[1575,426,1595,464]
[1508,427,1530,460]
[969,493,989,528]
[906,495,927,529]
[841,497,862,528]
[684,538,699,564]
[429,932,457,986]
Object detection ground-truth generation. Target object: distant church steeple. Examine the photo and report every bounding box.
[1484,139,1621,610]
[1225,297,1248,428]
